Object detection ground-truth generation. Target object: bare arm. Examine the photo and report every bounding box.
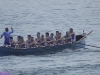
[48,38,56,43]
[20,41,26,45]
[0,32,5,39]
[29,41,36,45]
[10,27,14,34]
[40,39,46,44]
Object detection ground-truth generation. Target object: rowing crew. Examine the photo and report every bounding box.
[0,28,75,49]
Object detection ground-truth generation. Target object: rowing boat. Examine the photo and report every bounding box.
[0,30,93,56]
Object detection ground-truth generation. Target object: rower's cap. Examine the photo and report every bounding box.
[51,33,54,36]
[41,34,44,37]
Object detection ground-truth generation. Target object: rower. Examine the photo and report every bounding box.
[28,37,36,48]
[35,32,41,47]
[47,33,56,46]
[40,35,46,47]
[26,35,32,48]
[45,32,50,46]
[55,31,59,40]
[57,33,63,45]
[10,36,16,48]
[26,35,31,44]
[63,31,72,44]
[63,31,68,44]
[0,27,14,47]
[69,28,76,43]
[16,36,21,48]
[55,31,59,45]
[19,37,26,49]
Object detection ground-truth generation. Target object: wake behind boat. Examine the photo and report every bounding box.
[0,30,93,56]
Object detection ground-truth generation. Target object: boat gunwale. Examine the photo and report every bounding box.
[0,44,69,50]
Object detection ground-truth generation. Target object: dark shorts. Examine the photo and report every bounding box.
[4,41,10,45]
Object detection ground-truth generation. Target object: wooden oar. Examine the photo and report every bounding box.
[77,43,100,48]
[76,30,93,43]
[75,30,100,48]
[71,44,89,49]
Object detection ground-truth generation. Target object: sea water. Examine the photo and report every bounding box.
[0,0,100,75]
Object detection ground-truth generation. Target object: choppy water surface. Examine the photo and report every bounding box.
[0,0,100,75]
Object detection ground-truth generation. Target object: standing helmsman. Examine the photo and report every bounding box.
[0,27,14,47]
